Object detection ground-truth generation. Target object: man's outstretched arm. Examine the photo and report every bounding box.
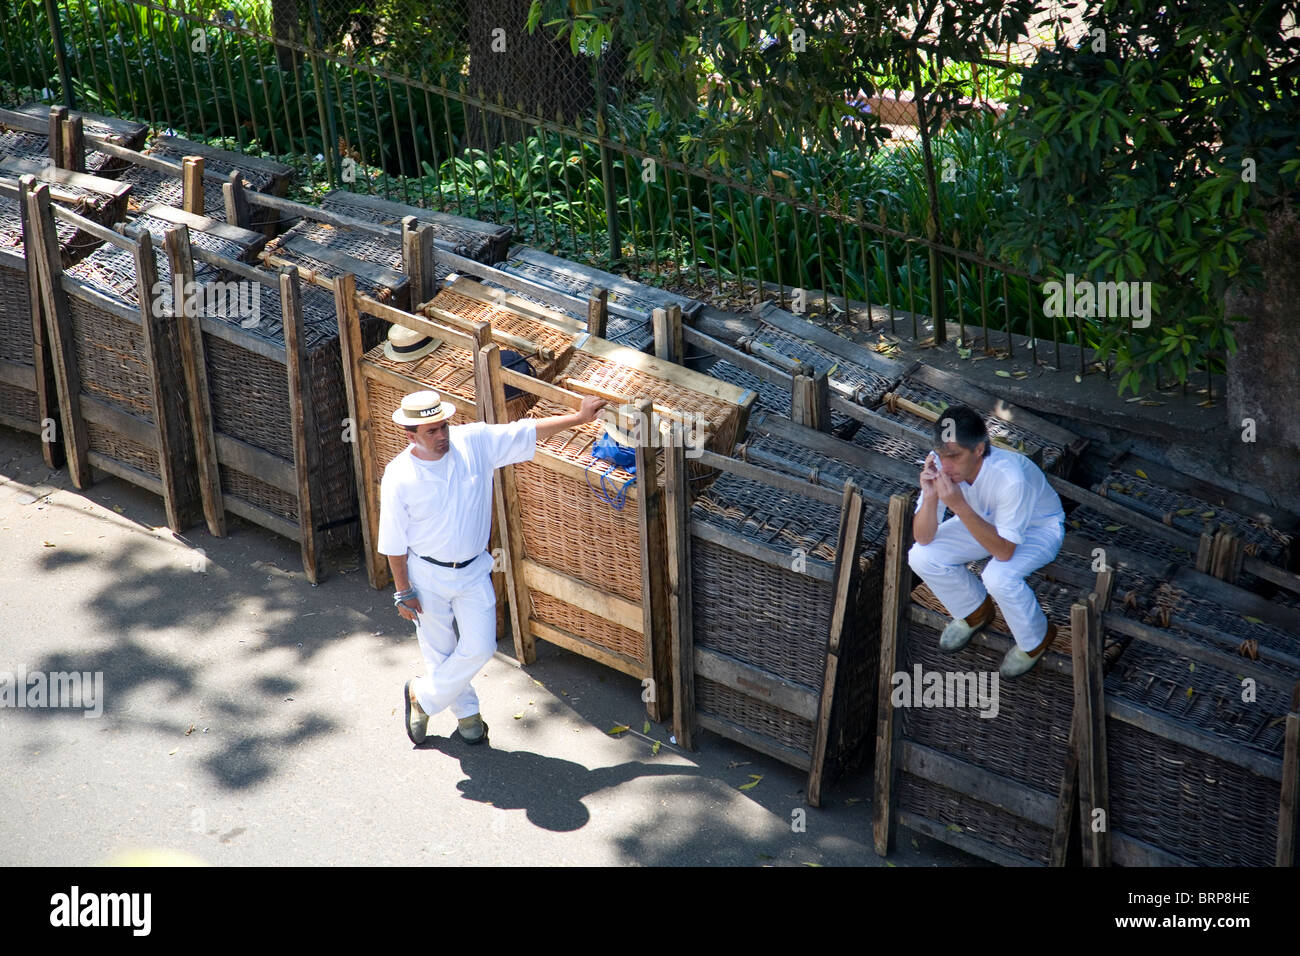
[534,395,608,442]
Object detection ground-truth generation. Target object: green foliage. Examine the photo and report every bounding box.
[995,0,1300,392]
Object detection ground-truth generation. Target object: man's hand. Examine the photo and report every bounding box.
[396,596,423,622]
[935,469,966,510]
[919,451,939,497]
[576,395,608,425]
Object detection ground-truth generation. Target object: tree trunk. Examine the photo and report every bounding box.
[1225,202,1300,519]
[463,0,599,150]
[271,0,304,72]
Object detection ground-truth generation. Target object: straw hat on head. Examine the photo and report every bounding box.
[392,390,456,427]
[383,324,442,363]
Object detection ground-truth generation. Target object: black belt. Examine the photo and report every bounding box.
[420,554,476,569]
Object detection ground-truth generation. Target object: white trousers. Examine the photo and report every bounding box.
[908,516,1065,651]
[406,550,498,720]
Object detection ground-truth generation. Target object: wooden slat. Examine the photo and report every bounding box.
[223,169,251,231]
[900,740,1059,826]
[530,619,646,679]
[578,334,751,405]
[139,204,266,253]
[26,181,92,488]
[0,359,35,390]
[791,369,830,433]
[1277,689,1300,867]
[652,304,683,363]
[521,558,642,633]
[213,433,296,493]
[587,288,608,339]
[1110,832,1195,867]
[47,107,67,169]
[695,447,843,507]
[897,810,1043,867]
[1106,696,1284,781]
[17,177,62,469]
[636,397,673,723]
[686,326,794,387]
[0,156,133,200]
[356,294,477,350]
[441,274,587,336]
[694,646,819,721]
[749,408,922,488]
[1051,475,1197,550]
[335,273,386,589]
[873,493,913,856]
[181,156,204,216]
[689,518,835,582]
[665,436,696,751]
[280,234,405,289]
[808,482,864,807]
[61,115,85,173]
[164,225,225,536]
[1072,599,1109,866]
[696,712,812,770]
[1051,721,1080,867]
[131,226,191,531]
[829,395,933,448]
[481,343,535,662]
[77,394,157,446]
[85,450,162,495]
[281,265,323,583]
[222,493,302,543]
[423,301,553,358]
[1168,565,1300,634]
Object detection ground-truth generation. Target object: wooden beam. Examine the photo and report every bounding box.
[694,647,818,722]
[281,265,323,583]
[1051,721,1080,867]
[521,559,642,633]
[665,436,696,751]
[873,493,913,856]
[163,225,226,536]
[900,740,1059,826]
[1072,598,1110,866]
[1106,697,1283,781]
[897,810,1043,867]
[24,179,90,487]
[481,342,535,663]
[130,227,188,530]
[48,106,67,169]
[1278,685,1300,867]
[807,481,865,808]
[335,273,386,589]
[689,518,835,582]
[696,712,813,771]
[61,115,85,174]
[180,156,204,216]
[213,433,296,493]
[587,287,608,339]
[791,370,830,433]
[223,169,250,230]
[637,397,673,723]
[578,334,751,405]
[652,304,683,363]
[695,447,843,508]
[530,619,646,680]
[17,177,62,469]
[749,409,921,488]
[1109,832,1195,867]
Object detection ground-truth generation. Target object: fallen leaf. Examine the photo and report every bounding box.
[1074,375,1082,384]
[1135,469,1148,479]
[185,724,195,736]
[42,541,54,547]
[651,740,661,755]
[756,852,774,861]
[804,862,823,867]
[946,823,962,833]
[513,712,524,720]
[607,725,630,735]
[1104,524,1122,531]
[168,748,178,756]
[844,797,862,806]
[1126,396,1144,403]
[1198,399,1215,408]
[911,838,919,849]
[1201,511,1215,519]
[886,860,897,868]
[532,679,545,688]
[643,721,651,734]
[1243,616,1264,625]
[1188,663,1195,673]
[738,774,763,791]
[112,506,125,513]
[1186,687,1194,700]
[1176,508,1196,516]
[995,370,1012,378]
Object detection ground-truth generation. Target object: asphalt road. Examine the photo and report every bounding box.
[0,428,971,867]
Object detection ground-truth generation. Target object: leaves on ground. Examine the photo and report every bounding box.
[738,774,763,791]
[651,740,661,755]
[607,725,630,735]
[513,712,524,720]
[643,721,651,734]
[1135,469,1148,479]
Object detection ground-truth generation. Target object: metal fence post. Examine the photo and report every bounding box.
[306,0,341,186]
[42,0,74,108]
[595,74,621,265]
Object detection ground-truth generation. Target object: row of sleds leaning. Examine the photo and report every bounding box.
[3,103,1299,867]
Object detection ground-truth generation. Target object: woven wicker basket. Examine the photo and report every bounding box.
[262,220,412,309]
[3,104,148,177]
[321,189,512,264]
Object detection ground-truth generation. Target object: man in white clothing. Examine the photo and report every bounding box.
[908,405,1066,678]
[379,389,606,744]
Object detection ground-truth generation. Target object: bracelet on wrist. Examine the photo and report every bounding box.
[393,589,416,603]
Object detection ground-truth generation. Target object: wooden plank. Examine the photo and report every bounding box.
[1106,696,1284,781]
[690,518,835,582]
[0,156,133,201]
[530,619,646,679]
[196,312,285,364]
[587,288,608,339]
[157,135,293,179]
[1241,557,1300,601]
[1278,690,1300,867]
[696,712,813,770]
[163,225,226,536]
[77,394,157,446]
[1051,476,1198,550]
[652,304,683,363]
[481,342,535,662]
[899,806,1046,867]
[321,190,510,247]
[1110,832,1195,867]
[637,397,673,723]
[222,493,303,543]
[0,359,35,391]
[1051,721,1080,867]
[62,114,85,173]
[873,493,913,856]
[223,170,251,231]
[1072,599,1109,866]
[1195,530,1214,574]
[693,646,819,721]
[1102,612,1298,691]
[17,177,62,469]
[139,204,266,253]
[909,363,1083,447]
[213,432,296,494]
[279,234,406,290]
[665,437,696,751]
[695,447,844,508]
[504,370,582,410]
[1169,564,1300,634]
[47,200,124,246]
[578,334,751,405]
[357,295,477,351]
[281,265,324,583]
[749,409,922,488]
[181,156,204,216]
[884,390,1040,459]
[686,326,795,387]
[47,107,67,169]
[830,395,934,448]
[521,558,643,633]
[85,450,162,495]
[423,301,553,358]
[131,226,192,531]
[442,274,588,337]
[900,740,1059,826]
[335,273,386,589]
[808,482,865,807]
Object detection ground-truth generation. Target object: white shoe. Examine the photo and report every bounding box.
[939,595,996,652]
[999,624,1057,678]
[404,679,428,745]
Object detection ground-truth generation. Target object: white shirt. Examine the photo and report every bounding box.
[916,446,1064,544]
[377,420,538,560]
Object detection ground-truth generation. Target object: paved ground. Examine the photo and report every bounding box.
[0,428,972,867]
